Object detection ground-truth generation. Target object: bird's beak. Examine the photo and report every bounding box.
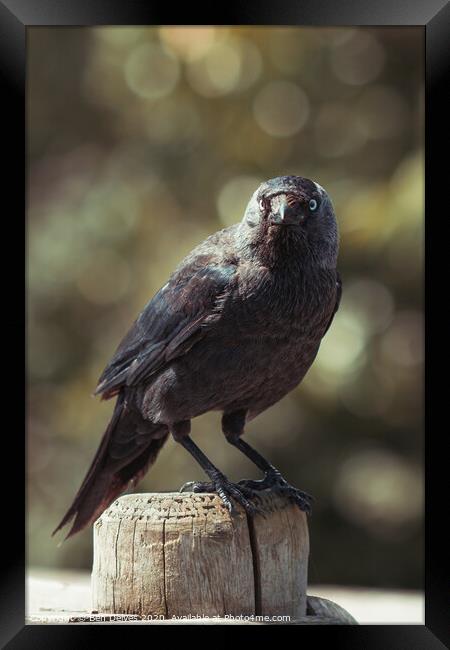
[270,196,304,226]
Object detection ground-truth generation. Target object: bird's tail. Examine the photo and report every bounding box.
[52,392,169,539]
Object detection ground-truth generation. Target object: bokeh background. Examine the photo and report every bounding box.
[27,26,424,589]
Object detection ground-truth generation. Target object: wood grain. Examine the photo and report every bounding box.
[92,491,309,619]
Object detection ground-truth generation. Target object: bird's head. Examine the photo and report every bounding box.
[240,175,339,268]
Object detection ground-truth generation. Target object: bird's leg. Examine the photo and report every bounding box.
[222,411,313,513]
[172,420,259,515]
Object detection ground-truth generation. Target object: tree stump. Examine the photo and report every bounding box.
[92,491,309,620]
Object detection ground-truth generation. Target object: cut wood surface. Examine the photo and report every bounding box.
[92,491,309,619]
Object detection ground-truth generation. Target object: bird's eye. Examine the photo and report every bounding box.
[259,198,266,211]
[309,199,318,212]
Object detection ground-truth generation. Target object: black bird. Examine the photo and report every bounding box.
[54,175,341,538]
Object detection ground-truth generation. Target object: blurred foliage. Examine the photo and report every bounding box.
[27,27,424,589]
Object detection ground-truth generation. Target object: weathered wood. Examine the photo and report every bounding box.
[92,491,309,619]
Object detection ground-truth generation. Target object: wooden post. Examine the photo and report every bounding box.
[92,491,309,620]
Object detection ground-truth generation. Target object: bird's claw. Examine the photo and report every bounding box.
[238,471,314,514]
[276,485,313,514]
[179,477,263,517]
[179,481,198,493]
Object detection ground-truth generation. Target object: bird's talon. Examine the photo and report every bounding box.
[280,487,314,514]
[238,473,313,514]
[183,480,215,493]
[179,481,196,493]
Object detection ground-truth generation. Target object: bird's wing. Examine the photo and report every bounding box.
[95,259,236,399]
[323,271,342,336]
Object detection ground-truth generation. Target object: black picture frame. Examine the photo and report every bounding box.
[5,0,448,645]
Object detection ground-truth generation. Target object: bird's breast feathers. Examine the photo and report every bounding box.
[212,262,337,339]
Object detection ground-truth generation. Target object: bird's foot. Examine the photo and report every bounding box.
[238,469,313,514]
[179,476,262,516]
[180,479,216,495]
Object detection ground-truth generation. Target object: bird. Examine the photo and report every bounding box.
[53,175,341,539]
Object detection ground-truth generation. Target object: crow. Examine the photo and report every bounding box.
[53,175,341,538]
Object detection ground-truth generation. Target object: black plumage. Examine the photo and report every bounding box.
[54,175,341,538]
